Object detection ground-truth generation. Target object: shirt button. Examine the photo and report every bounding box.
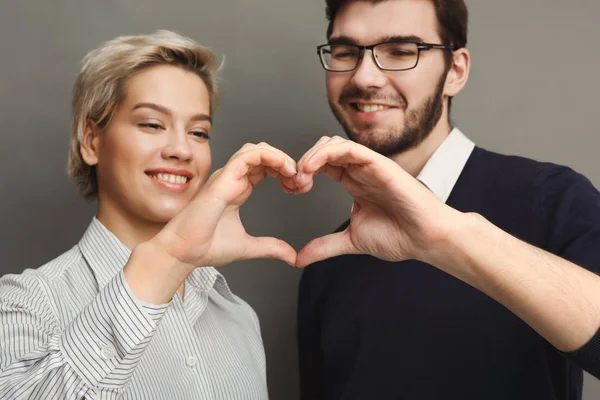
[186,356,198,368]
[100,345,116,360]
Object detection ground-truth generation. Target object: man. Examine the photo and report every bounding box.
[295,1,600,399]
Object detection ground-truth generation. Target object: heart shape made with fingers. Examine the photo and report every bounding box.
[161,136,440,271]
[218,136,440,269]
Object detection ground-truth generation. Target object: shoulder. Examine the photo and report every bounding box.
[469,147,600,259]
[468,147,574,182]
[464,145,600,215]
[0,245,86,305]
[457,147,595,201]
[476,147,599,203]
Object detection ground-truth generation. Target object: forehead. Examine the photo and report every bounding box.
[331,0,441,44]
[123,65,210,113]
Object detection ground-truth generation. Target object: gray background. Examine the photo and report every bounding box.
[1,0,599,398]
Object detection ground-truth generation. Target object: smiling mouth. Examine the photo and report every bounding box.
[352,103,394,113]
[146,172,190,185]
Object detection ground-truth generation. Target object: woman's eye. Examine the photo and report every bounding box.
[139,122,163,130]
[190,131,210,139]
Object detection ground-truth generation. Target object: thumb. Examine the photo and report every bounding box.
[241,236,298,266]
[295,230,357,268]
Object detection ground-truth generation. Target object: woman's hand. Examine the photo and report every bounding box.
[153,142,299,269]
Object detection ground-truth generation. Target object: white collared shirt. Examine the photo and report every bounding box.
[0,218,268,399]
[417,128,475,203]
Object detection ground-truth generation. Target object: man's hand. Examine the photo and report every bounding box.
[293,136,600,363]
[293,136,461,268]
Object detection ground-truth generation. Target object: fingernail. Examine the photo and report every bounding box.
[287,159,297,174]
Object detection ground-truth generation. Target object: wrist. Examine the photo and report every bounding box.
[123,240,196,304]
[420,211,486,281]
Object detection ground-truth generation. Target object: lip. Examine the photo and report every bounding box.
[145,167,193,193]
[350,101,399,108]
[348,102,399,122]
[145,167,193,178]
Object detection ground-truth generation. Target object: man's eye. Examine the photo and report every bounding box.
[391,51,413,57]
[333,52,356,60]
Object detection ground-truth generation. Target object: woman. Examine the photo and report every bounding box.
[0,30,298,399]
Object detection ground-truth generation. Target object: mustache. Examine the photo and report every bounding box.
[339,87,407,109]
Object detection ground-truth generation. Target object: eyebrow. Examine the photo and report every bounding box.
[132,102,212,123]
[328,34,425,46]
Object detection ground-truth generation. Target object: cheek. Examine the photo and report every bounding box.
[100,125,141,162]
[402,64,446,99]
[99,130,160,182]
[390,73,428,103]
[326,74,345,99]
[97,134,134,174]
[194,146,212,181]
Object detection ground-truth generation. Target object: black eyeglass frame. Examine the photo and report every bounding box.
[316,40,456,72]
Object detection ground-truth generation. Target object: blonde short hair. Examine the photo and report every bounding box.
[67,30,221,201]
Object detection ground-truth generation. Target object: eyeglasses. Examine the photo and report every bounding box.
[317,40,455,72]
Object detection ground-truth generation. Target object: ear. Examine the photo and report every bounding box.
[444,48,470,98]
[80,119,101,166]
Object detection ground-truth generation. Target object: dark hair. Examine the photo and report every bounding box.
[326,0,467,47]
[325,0,468,113]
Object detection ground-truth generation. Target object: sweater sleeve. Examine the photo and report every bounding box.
[538,166,600,378]
[564,328,600,379]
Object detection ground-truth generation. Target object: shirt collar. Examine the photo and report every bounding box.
[416,128,475,203]
[79,217,238,303]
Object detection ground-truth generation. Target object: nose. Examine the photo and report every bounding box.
[161,128,193,162]
[349,49,387,90]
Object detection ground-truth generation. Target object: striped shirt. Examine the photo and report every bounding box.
[0,218,268,399]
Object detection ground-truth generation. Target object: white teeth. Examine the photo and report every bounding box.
[151,173,188,184]
[356,104,390,113]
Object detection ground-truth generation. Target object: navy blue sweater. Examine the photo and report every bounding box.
[298,147,600,400]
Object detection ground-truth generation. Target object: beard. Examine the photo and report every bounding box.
[328,72,446,157]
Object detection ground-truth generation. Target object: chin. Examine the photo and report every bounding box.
[349,127,395,145]
[145,202,188,223]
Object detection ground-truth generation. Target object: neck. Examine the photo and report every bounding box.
[389,117,453,177]
[95,196,187,300]
[96,199,165,251]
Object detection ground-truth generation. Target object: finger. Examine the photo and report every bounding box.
[303,140,371,173]
[241,236,298,266]
[319,164,346,182]
[279,179,295,194]
[264,167,280,179]
[301,141,402,190]
[295,230,358,268]
[292,164,343,195]
[247,166,269,188]
[297,136,347,174]
[297,136,332,167]
[225,145,297,182]
[293,178,314,195]
[253,142,297,175]
[279,175,298,192]
[296,136,348,186]
[228,142,292,165]
[248,166,290,188]
[229,142,297,176]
